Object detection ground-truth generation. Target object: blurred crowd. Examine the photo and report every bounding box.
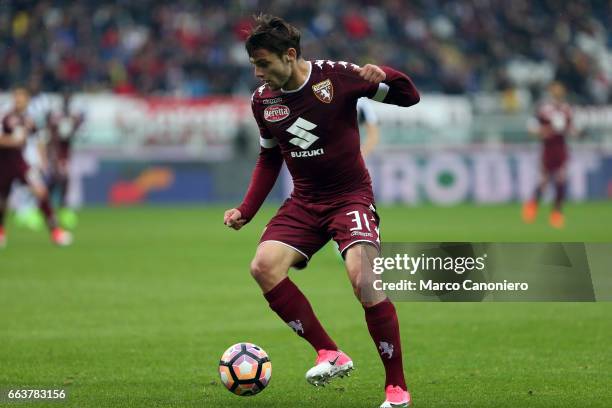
[1,0,611,104]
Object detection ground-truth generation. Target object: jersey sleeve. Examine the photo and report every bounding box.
[2,114,13,134]
[251,94,279,150]
[334,63,420,107]
[236,98,284,223]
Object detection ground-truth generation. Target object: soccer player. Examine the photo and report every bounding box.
[12,79,53,230]
[522,82,574,228]
[44,91,84,224]
[223,15,420,407]
[0,87,72,247]
[358,97,380,158]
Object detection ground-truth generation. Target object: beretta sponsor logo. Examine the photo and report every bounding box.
[264,105,290,122]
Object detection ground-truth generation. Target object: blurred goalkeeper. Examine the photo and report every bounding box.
[223,15,420,407]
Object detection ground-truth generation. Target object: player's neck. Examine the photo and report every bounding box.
[282,59,310,91]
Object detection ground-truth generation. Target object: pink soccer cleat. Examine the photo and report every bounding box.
[380,385,411,408]
[51,228,73,246]
[549,210,565,229]
[305,349,353,386]
[522,200,538,223]
[0,226,6,248]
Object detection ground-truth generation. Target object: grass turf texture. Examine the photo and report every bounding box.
[1,202,611,407]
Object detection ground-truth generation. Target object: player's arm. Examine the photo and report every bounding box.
[564,107,584,139]
[0,136,25,147]
[224,102,283,230]
[354,64,420,107]
[37,134,49,173]
[0,117,26,148]
[527,110,552,140]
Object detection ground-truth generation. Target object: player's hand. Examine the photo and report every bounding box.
[355,64,386,84]
[11,126,27,146]
[224,208,247,230]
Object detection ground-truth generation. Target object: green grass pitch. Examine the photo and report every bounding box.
[1,202,611,407]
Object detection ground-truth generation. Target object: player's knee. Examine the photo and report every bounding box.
[345,244,380,301]
[249,255,278,282]
[346,259,367,295]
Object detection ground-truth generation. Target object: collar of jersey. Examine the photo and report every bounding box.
[281,61,312,94]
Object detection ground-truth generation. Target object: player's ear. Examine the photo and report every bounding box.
[285,48,297,63]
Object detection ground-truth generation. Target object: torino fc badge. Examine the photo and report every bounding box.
[312,79,334,103]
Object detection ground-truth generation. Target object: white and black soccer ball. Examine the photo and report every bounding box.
[218,342,271,396]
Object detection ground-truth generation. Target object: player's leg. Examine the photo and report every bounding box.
[550,165,567,228]
[13,185,45,230]
[253,241,340,363]
[330,198,410,406]
[250,240,304,292]
[522,164,549,223]
[23,166,72,245]
[0,181,10,248]
[0,165,18,247]
[46,168,58,205]
[56,160,70,208]
[344,243,410,407]
[50,161,77,229]
[256,199,347,386]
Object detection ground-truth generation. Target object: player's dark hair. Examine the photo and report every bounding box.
[13,85,28,92]
[245,14,301,59]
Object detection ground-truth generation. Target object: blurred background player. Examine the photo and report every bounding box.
[0,87,72,247]
[358,97,380,158]
[44,90,84,228]
[10,76,52,231]
[522,81,575,228]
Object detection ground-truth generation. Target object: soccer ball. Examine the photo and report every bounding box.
[218,342,271,396]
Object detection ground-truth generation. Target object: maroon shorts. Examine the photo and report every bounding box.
[0,156,30,196]
[260,192,381,269]
[542,146,568,173]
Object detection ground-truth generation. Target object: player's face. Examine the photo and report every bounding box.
[13,89,30,112]
[250,48,293,91]
[549,82,566,103]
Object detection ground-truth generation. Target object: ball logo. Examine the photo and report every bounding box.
[264,105,290,122]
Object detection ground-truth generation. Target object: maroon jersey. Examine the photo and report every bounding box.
[46,110,84,163]
[0,110,36,168]
[534,101,572,171]
[238,60,420,221]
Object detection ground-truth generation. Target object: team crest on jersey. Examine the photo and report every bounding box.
[263,104,290,122]
[312,79,334,103]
